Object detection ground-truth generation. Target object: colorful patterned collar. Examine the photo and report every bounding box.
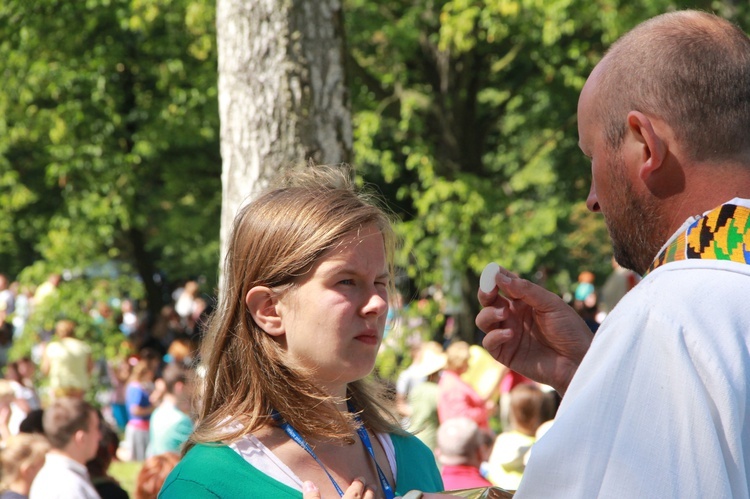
[646,202,750,275]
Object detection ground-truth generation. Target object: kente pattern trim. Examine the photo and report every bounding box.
[646,203,750,275]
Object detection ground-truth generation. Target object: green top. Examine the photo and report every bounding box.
[407,381,440,451]
[159,433,444,498]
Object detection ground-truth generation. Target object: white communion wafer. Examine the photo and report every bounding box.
[479,262,500,293]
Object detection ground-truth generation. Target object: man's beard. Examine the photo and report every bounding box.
[603,156,667,275]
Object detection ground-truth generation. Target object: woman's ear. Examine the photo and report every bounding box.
[245,286,285,336]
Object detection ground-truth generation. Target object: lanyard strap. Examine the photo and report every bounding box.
[353,417,396,499]
[271,407,395,499]
[272,411,345,497]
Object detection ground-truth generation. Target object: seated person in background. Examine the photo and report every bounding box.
[436,417,493,491]
[487,383,544,491]
[146,362,194,457]
[135,452,180,499]
[0,433,50,499]
[86,421,128,499]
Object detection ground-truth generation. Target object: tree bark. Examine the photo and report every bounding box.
[216,0,352,268]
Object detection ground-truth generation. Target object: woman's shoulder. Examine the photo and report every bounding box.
[159,444,302,499]
[390,432,438,463]
[161,444,237,490]
[389,433,444,493]
[170,444,240,471]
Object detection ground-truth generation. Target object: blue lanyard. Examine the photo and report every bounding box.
[271,407,395,499]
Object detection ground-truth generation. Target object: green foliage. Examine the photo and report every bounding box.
[3,0,749,355]
[10,262,143,363]
[0,0,221,317]
[346,0,747,339]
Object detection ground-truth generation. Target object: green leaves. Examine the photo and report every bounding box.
[346,0,750,339]
[0,0,220,318]
[3,0,749,349]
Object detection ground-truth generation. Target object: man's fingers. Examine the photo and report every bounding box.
[495,269,562,312]
[477,285,498,307]
[478,266,516,306]
[482,329,513,359]
[475,306,508,333]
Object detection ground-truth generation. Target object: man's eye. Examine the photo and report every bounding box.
[339,279,355,285]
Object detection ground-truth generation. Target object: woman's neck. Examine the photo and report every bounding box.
[319,382,349,411]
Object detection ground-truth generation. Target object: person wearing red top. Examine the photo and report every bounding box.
[437,341,493,430]
[437,417,492,491]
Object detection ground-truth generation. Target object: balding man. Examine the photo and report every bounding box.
[436,417,492,491]
[477,11,750,497]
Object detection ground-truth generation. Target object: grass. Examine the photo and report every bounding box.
[109,459,142,497]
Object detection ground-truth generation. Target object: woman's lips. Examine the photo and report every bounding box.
[354,331,379,345]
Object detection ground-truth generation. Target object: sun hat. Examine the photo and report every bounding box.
[412,346,447,378]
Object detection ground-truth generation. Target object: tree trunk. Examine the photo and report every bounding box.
[129,227,165,324]
[216,0,352,268]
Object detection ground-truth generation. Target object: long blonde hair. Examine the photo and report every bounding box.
[188,164,403,452]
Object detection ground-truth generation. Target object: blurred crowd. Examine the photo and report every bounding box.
[0,261,638,497]
[0,273,204,498]
[392,338,559,492]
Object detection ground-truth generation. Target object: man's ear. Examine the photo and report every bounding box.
[73,428,86,446]
[626,110,667,182]
[245,286,285,336]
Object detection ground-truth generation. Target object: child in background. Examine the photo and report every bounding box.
[487,383,544,491]
[86,421,129,499]
[0,433,50,499]
[135,452,180,499]
[0,379,17,441]
[108,358,133,431]
[5,362,41,436]
[123,359,155,461]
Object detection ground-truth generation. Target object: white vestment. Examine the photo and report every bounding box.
[517,198,750,498]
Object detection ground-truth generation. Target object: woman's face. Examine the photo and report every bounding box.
[275,224,389,396]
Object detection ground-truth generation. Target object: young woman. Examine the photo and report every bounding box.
[160,165,443,498]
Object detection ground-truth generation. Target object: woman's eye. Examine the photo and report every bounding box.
[339,279,355,285]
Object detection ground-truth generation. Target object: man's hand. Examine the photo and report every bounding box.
[476,266,593,395]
